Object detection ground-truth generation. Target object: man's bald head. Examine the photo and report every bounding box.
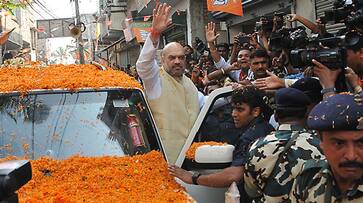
[161,42,186,79]
[161,42,184,57]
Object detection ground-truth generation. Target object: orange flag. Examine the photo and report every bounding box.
[0,28,15,45]
[207,0,243,16]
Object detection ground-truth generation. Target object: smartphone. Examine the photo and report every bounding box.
[238,36,251,45]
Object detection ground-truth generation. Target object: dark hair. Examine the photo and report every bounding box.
[290,77,323,104]
[3,52,13,60]
[231,85,272,119]
[275,108,307,121]
[250,49,269,60]
[216,43,230,50]
[239,47,251,52]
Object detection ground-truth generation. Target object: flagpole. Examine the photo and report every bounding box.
[74,0,85,64]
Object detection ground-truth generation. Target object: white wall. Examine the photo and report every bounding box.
[21,9,36,45]
[293,0,316,28]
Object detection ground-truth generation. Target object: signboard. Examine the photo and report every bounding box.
[132,22,152,43]
[37,18,74,39]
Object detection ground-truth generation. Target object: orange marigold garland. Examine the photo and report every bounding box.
[0,64,142,93]
[185,142,226,160]
[8,151,193,202]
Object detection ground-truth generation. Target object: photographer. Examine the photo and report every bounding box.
[313,32,363,98]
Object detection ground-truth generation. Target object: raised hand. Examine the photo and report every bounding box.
[205,22,220,43]
[255,70,285,90]
[228,62,241,71]
[150,3,172,43]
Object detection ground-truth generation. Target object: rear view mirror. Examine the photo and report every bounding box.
[195,144,235,163]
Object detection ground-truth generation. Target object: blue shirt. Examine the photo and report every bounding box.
[231,117,274,167]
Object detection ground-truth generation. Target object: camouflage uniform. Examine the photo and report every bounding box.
[244,124,325,202]
[291,159,363,203]
[291,93,363,203]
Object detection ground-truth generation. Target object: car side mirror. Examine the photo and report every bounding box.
[194,144,235,163]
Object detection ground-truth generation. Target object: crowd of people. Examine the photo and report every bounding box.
[134,3,363,203]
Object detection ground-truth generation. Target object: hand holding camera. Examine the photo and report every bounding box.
[312,59,342,89]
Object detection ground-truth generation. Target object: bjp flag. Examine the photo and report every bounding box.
[132,22,152,43]
[207,0,243,16]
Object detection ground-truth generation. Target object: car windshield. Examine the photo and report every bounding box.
[0,89,162,160]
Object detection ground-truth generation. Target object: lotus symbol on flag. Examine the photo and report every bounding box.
[213,0,228,5]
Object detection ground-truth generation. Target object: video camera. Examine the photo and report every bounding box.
[0,160,32,203]
[269,26,308,51]
[255,16,273,33]
[287,0,363,70]
[320,0,363,29]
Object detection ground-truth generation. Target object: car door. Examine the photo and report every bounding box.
[175,86,239,203]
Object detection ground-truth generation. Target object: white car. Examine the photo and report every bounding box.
[176,86,237,203]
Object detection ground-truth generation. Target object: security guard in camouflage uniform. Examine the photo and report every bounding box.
[244,88,325,202]
[292,93,363,203]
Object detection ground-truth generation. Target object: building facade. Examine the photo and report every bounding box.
[1,7,37,62]
[96,0,341,68]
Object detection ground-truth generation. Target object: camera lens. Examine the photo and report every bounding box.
[290,48,346,69]
[345,32,360,46]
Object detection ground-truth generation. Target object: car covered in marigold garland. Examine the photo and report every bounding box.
[0,62,237,203]
[0,63,194,202]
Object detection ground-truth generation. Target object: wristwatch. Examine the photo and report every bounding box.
[192,172,202,185]
[321,87,336,94]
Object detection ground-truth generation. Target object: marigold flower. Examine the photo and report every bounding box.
[185,142,226,160]
[1,151,194,202]
[0,64,142,94]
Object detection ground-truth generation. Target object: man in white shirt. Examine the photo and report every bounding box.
[136,3,205,163]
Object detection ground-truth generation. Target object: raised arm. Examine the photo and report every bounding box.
[136,3,172,99]
[205,22,222,64]
[287,14,321,34]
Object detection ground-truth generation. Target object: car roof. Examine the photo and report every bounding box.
[0,64,142,94]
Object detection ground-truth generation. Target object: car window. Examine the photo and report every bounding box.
[181,91,239,170]
[0,89,162,160]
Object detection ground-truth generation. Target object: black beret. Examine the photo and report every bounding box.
[290,77,323,103]
[275,88,311,110]
[308,93,363,131]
